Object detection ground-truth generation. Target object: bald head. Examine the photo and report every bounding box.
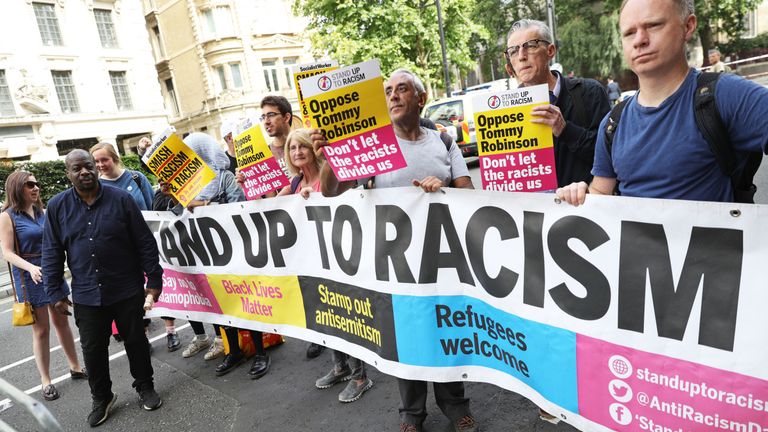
[65,149,91,165]
[65,149,98,192]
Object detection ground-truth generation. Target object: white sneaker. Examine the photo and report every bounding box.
[203,338,225,361]
[182,337,212,358]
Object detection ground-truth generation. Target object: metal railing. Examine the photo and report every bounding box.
[701,53,768,79]
[0,378,62,432]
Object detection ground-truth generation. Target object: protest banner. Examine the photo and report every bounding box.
[473,84,557,192]
[299,59,407,181]
[233,118,289,199]
[141,129,215,207]
[144,189,768,432]
[292,60,339,128]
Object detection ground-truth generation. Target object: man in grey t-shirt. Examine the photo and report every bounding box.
[314,69,476,432]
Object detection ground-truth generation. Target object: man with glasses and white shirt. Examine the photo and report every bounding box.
[504,19,610,187]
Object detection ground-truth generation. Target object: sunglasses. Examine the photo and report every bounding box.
[25,181,40,189]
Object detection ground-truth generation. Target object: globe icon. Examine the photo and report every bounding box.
[612,359,629,376]
[608,355,632,378]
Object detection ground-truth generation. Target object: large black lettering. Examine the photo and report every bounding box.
[264,210,297,267]
[465,206,518,298]
[232,213,268,268]
[419,203,474,286]
[305,206,332,270]
[523,211,545,307]
[197,217,232,266]
[331,205,362,276]
[159,223,187,266]
[547,216,610,320]
[618,223,742,351]
[374,205,415,283]
[175,219,210,266]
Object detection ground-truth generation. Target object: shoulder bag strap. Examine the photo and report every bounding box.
[6,213,27,302]
[130,170,145,193]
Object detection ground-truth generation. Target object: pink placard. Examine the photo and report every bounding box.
[322,125,407,181]
[155,269,222,314]
[240,156,288,199]
[577,335,768,431]
[480,148,558,192]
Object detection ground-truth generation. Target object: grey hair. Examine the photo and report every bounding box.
[506,19,554,45]
[620,0,694,20]
[390,68,426,96]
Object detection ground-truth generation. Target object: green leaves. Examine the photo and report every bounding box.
[558,10,625,78]
[696,0,762,58]
[0,159,68,204]
[0,155,156,204]
[295,0,485,95]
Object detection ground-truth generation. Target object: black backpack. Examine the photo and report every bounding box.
[604,72,763,203]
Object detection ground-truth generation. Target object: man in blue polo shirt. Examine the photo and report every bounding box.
[43,149,164,427]
[556,0,768,205]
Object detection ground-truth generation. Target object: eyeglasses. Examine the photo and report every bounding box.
[260,112,282,122]
[24,181,40,189]
[504,39,551,58]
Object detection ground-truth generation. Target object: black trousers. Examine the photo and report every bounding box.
[223,327,264,356]
[189,320,223,337]
[397,378,470,425]
[74,293,154,401]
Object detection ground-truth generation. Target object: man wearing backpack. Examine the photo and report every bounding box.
[505,19,611,187]
[313,69,477,432]
[556,0,768,205]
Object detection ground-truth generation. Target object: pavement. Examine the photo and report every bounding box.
[0,307,577,432]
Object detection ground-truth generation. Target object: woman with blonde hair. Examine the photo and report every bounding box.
[277,129,322,198]
[0,171,86,401]
[90,142,153,210]
[277,129,373,402]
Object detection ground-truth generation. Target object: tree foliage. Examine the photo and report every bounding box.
[0,160,68,204]
[469,0,544,82]
[0,155,156,204]
[558,11,624,78]
[294,0,486,96]
[294,0,762,89]
[694,0,762,61]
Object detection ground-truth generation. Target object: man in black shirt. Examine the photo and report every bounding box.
[43,149,164,427]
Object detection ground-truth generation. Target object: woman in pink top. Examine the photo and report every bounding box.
[277,129,322,197]
[277,129,374,402]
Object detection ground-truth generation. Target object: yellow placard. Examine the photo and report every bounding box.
[144,133,216,207]
[474,103,553,157]
[233,123,273,169]
[293,62,339,128]
[303,76,390,143]
[206,274,307,327]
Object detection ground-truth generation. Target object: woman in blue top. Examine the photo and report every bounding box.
[90,142,153,210]
[0,171,86,401]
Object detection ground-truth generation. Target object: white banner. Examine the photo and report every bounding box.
[144,188,768,432]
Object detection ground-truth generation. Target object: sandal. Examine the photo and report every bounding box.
[42,384,59,401]
[70,368,88,380]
